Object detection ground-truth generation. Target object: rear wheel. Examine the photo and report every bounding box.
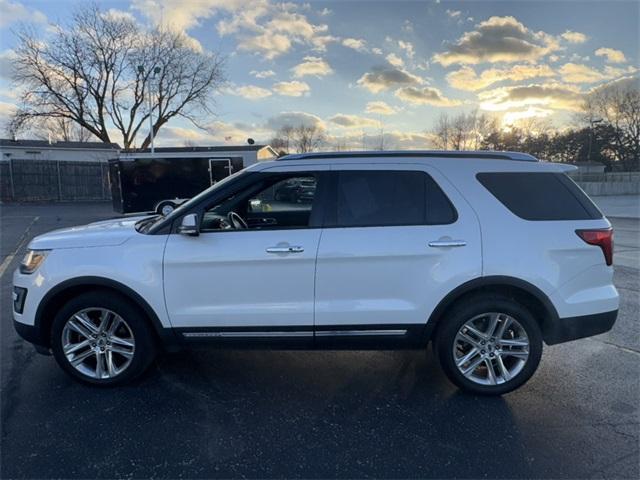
[435,295,543,395]
[51,291,157,386]
[156,200,177,216]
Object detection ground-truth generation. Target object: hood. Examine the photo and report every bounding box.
[28,216,151,250]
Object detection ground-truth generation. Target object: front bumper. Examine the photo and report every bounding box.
[13,319,50,354]
[544,309,618,345]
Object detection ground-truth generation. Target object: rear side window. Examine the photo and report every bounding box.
[330,170,457,227]
[477,172,602,221]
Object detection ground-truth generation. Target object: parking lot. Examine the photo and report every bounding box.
[1,201,638,479]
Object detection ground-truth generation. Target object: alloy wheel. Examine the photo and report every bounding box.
[453,312,530,386]
[61,308,135,380]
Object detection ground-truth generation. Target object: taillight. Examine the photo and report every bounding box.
[576,228,613,266]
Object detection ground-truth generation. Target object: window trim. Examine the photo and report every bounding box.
[323,169,458,229]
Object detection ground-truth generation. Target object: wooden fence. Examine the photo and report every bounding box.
[0,159,111,202]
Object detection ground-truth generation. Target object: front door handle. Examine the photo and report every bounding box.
[428,240,467,248]
[266,246,304,254]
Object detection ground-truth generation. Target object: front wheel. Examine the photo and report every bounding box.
[435,296,543,395]
[51,291,157,386]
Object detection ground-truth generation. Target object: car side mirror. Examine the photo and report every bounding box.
[178,213,199,236]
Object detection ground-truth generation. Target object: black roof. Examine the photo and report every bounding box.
[0,138,121,150]
[121,145,269,154]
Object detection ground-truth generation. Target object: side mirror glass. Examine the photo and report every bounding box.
[178,213,199,236]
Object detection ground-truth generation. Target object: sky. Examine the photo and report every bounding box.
[0,0,638,149]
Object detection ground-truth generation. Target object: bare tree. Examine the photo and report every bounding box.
[269,124,295,155]
[27,117,96,142]
[432,113,451,150]
[432,110,498,151]
[582,78,640,170]
[10,4,225,149]
[293,125,325,153]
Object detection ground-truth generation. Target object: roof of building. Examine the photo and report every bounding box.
[279,150,539,162]
[0,138,121,150]
[121,145,269,154]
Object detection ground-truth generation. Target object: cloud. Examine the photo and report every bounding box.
[0,49,17,81]
[559,63,638,83]
[398,40,415,58]
[0,0,47,28]
[395,86,461,107]
[365,101,400,115]
[231,85,272,100]
[251,69,276,79]
[595,47,627,63]
[386,53,404,68]
[357,67,424,93]
[216,1,336,59]
[329,114,380,129]
[433,16,559,65]
[159,120,269,146]
[478,83,585,112]
[238,32,292,59]
[561,31,588,44]
[291,56,333,78]
[446,64,556,91]
[371,47,383,55]
[103,8,137,22]
[342,38,368,52]
[559,63,604,83]
[446,9,462,18]
[267,111,325,130]
[272,80,310,97]
[326,130,434,150]
[503,107,553,125]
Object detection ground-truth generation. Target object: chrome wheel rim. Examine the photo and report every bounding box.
[161,204,174,216]
[453,312,529,386]
[62,308,135,380]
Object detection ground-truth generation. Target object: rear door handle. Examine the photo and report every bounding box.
[428,240,467,248]
[266,246,304,254]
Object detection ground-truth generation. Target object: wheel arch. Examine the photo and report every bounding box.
[424,276,560,345]
[35,276,177,348]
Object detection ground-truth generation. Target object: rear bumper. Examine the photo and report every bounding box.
[544,309,618,345]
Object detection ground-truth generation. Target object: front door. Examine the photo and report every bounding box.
[163,165,328,344]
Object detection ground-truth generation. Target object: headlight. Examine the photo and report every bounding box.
[19,250,50,274]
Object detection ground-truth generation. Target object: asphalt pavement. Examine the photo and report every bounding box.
[1,201,638,479]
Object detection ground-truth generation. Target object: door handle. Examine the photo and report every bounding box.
[266,246,304,254]
[428,240,467,248]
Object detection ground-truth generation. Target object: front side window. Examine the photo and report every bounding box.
[329,170,457,228]
[201,173,320,231]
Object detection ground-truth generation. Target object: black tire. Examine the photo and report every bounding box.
[50,290,157,387]
[435,295,543,395]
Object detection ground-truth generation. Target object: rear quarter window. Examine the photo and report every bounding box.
[477,172,602,221]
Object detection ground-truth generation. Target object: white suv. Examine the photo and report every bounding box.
[12,151,619,395]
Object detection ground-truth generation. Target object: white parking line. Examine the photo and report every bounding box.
[0,216,39,278]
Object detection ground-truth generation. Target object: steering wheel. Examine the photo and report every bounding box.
[228,211,248,230]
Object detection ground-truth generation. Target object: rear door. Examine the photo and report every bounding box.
[314,164,482,346]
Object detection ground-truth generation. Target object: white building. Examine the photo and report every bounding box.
[0,139,120,163]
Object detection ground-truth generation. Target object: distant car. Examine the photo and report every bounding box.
[13,150,618,394]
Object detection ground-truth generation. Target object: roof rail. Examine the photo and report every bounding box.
[277,150,538,162]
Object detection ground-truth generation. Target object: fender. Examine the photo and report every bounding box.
[34,276,178,347]
[422,275,560,342]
